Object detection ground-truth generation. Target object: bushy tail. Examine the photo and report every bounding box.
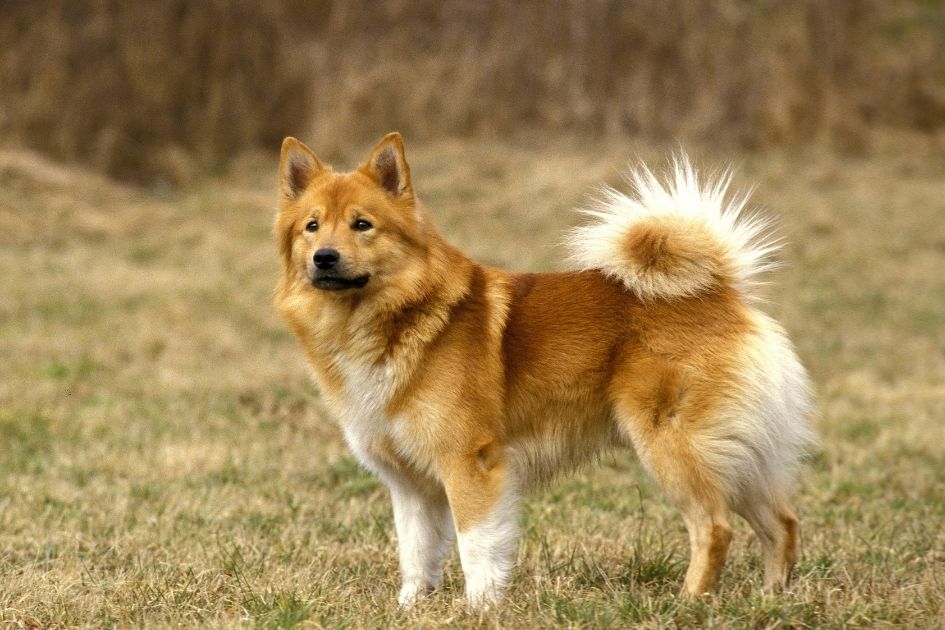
[568,155,779,301]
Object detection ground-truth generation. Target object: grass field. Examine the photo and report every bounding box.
[1,135,944,628]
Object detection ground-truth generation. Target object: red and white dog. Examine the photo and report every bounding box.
[274,133,815,608]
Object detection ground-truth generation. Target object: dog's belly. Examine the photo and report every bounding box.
[505,394,619,485]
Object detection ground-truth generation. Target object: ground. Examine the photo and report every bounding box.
[1,135,944,628]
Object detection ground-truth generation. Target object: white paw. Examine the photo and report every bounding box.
[398,582,433,608]
[465,579,503,611]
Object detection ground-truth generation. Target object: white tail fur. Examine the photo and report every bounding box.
[568,155,780,301]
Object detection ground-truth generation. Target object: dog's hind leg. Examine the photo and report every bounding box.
[677,496,733,595]
[734,493,799,591]
[611,361,735,595]
[637,437,733,594]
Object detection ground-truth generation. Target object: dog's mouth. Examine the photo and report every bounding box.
[312,274,370,291]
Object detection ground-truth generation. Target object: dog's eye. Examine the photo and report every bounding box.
[352,219,373,232]
[304,220,318,232]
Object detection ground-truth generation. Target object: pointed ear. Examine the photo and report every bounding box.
[279,137,325,200]
[360,132,411,197]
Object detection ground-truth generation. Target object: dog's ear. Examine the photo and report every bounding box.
[360,132,411,197]
[280,137,325,200]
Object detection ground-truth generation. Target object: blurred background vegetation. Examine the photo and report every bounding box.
[2,0,945,183]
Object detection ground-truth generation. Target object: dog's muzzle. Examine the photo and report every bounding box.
[309,248,370,290]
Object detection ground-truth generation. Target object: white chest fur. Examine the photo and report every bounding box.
[333,356,402,483]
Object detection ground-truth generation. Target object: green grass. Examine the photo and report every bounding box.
[1,136,944,627]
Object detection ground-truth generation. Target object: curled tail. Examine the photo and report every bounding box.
[568,155,780,301]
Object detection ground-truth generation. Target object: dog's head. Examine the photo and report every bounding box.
[276,133,426,296]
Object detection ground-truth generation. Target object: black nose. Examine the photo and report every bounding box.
[313,248,340,270]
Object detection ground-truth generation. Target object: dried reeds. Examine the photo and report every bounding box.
[2,1,944,181]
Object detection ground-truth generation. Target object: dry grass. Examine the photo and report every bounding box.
[1,135,944,627]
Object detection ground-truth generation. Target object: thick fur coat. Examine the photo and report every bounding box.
[274,133,815,608]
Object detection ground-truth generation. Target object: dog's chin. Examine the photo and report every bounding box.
[312,274,370,291]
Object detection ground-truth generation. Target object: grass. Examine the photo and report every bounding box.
[1,134,944,627]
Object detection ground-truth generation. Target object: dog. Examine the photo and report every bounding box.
[274,133,815,608]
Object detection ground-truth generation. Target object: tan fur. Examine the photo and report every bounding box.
[621,216,726,297]
[274,134,814,604]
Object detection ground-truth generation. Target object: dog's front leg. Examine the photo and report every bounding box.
[441,444,520,609]
[388,479,455,607]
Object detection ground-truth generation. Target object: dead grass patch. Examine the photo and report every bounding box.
[1,137,943,627]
